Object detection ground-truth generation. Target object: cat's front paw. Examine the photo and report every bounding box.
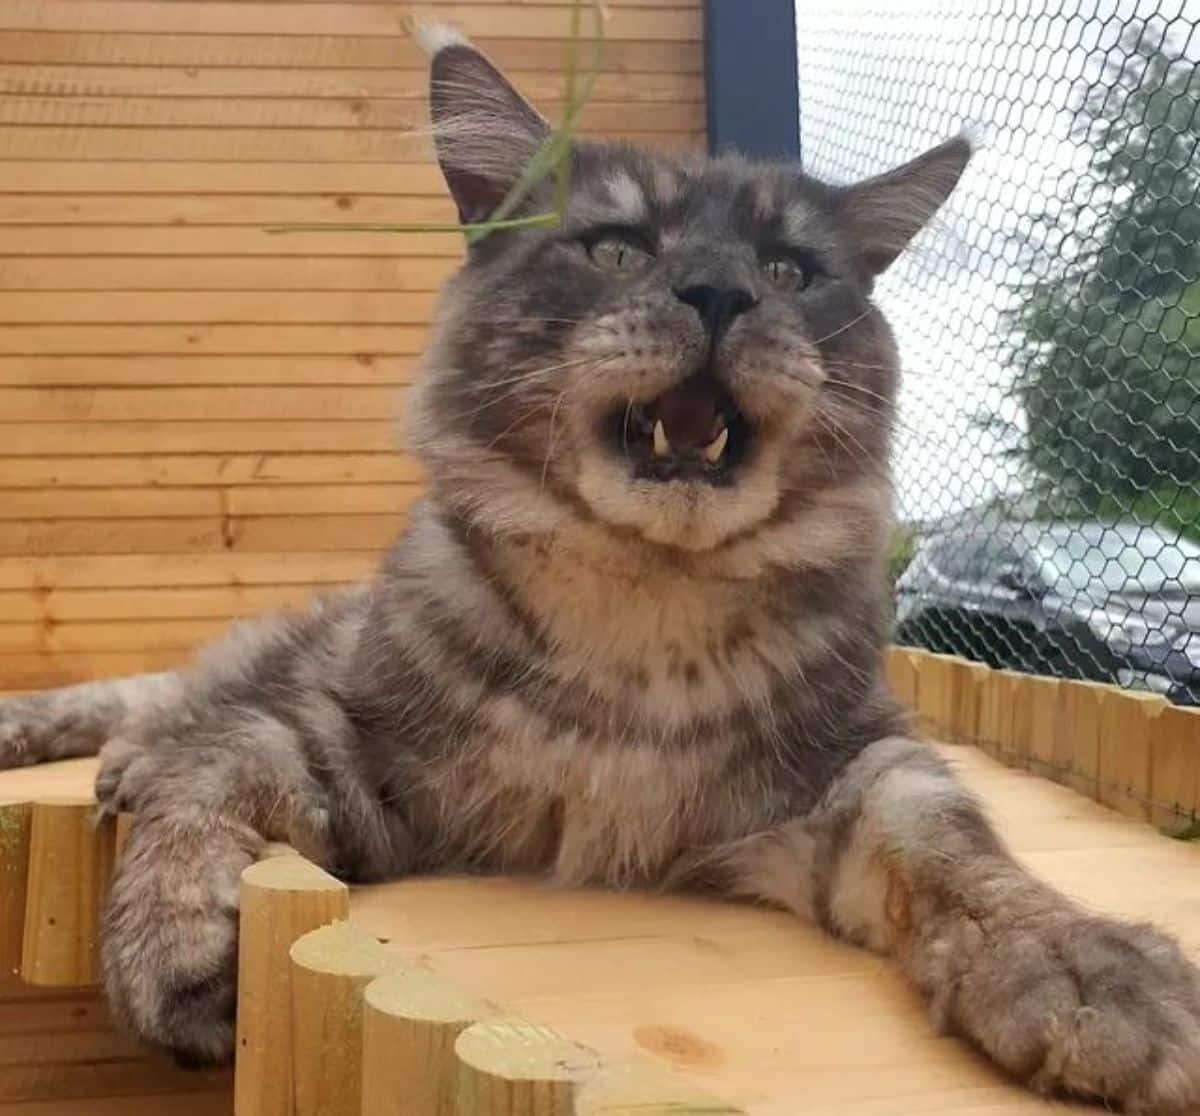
[918,903,1200,1112]
[94,735,155,818]
[102,817,257,1067]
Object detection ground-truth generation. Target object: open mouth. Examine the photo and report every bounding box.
[606,373,752,485]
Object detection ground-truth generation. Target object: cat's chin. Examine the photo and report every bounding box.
[573,444,783,552]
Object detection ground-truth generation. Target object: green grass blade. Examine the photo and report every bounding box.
[262,0,605,246]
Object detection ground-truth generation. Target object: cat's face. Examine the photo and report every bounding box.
[412,34,969,554]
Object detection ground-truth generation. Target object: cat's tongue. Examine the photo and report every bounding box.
[647,382,721,451]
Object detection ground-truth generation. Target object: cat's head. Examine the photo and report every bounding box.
[410,29,969,557]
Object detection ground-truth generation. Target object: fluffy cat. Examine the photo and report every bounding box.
[1,29,1198,1111]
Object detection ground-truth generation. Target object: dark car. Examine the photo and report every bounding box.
[893,519,1200,705]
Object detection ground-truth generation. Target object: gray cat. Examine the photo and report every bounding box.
[2,28,1198,1111]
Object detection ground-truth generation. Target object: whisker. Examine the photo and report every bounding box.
[481,401,547,453]
[540,386,571,493]
[808,416,840,483]
[822,392,956,455]
[810,308,873,346]
[466,353,613,395]
[444,353,619,424]
[483,317,614,329]
[814,411,867,467]
[822,356,952,380]
[821,378,896,408]
[821,411,872,464]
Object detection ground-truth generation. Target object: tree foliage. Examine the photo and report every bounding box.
[1010,21,1200,523]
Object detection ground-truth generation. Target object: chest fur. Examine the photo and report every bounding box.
[492,537,823,728]
[434,692,741,886]
[385,520,817,884]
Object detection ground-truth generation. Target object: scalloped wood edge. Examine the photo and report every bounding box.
[0,800,744,1116]
[886,646,1200,832]
[249,870,745,1116]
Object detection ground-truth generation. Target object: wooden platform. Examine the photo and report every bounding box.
[2,735,1198,1115]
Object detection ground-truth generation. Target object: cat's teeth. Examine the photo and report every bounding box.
[703,426,729,464]
[652,420,671,458]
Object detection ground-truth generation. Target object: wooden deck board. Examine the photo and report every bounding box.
[1,742,1197,1113]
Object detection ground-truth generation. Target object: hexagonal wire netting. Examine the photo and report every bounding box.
[795,0,1200,706]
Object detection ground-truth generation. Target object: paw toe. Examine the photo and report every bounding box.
[95,738,152,814]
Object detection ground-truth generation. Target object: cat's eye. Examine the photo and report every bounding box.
[586,236,653,275]
[761,256,810,291]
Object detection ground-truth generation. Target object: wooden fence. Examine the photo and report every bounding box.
[0,0,704,694]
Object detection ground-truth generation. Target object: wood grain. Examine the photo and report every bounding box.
[0,0,703,694]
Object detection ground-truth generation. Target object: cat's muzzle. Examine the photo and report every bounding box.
[606,372,752,485]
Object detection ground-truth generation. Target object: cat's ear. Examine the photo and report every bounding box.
[834,136,972,277]
[418,24,551,225]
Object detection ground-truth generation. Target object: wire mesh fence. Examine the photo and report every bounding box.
[795,0,1200,705]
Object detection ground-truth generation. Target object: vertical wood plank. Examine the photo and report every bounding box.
[950,659,990,746]
[454,1019,598,1116]
[1006,672,1034,771]
[234,853,348,1116]
[1098,689,1166,822]
[1055,679,1107,800]
[912,650,953,739]
[975,666,1007,761]
[1026,675,1062,781]
[1150,704,1200,834]
[362,968,496,1116]
[0,801,31,981]
[20,798,117,986]
[884,646,919,711]
[289,921,393,1116]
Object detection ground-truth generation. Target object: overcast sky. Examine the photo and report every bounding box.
[795,0,1200,523]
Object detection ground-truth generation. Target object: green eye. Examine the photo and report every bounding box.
[586,236,653,274]
[762,256,810,290]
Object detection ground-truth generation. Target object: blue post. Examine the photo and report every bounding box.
[702,0,801,161]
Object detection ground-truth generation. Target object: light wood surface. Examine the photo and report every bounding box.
[0,0,704,692]
[0,738,1197,1112]
[347,742,1200,1116]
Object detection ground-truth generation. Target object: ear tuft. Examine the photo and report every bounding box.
[835,135,973,277]
[412,19,469,59]
[422,33,550,226]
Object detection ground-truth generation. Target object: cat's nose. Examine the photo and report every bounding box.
[673,284,757,343]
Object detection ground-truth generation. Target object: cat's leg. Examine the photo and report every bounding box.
[0,673,181,767]
[720,737,1200,1112]
[99,695,409,1067]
